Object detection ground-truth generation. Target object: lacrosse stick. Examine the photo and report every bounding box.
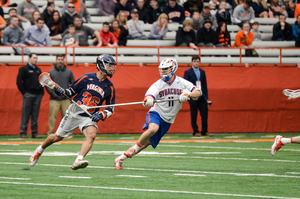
[87,98,180,109]
[282,89,300,100]
[38,72,92,117]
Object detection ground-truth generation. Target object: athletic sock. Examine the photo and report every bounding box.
[38,145,44,153]
[76,155,84,162]
[132,142,142,152]
[281,138,292,145]
[119,154,128,160]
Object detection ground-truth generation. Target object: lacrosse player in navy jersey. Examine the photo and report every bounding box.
[114,58,202,169]
[29,54,116,170]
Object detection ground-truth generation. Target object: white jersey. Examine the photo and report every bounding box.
[146,76,197,123]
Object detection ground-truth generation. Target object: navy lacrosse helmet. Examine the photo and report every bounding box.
[96,54,116,77]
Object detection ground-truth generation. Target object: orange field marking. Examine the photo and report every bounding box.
[0,139,274,145]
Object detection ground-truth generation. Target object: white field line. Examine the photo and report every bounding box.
[174,174,206,177]
[286,172,300,175]
[193,152,241,154]
[116,175,147,178]
[0,181,298,199]
[59,176,91,179]
[1,162,300,179]
[0,177,30,180]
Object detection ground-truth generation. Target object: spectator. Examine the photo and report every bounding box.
[216,21,231,46]
[46,54,75,136]
[148,13,168,39]
[98,0,115,17]
[0,12,6,44]
[16,53,44,139]
[270,0,287,18]
[114,0,133,19]
[117,10,129,28]
[271,14,294,40]
[251,21,262,41]
[62,2,80,28]
[17,0,39,20]
[24,18,52,46]
[60,24,79,46]
[62,0,91,23]
[135,0,150,23]
[252,0,273,18]
[184,56,212,137]
[163,0,185,24]
[41,0,61,16]
[0,0,10,7]
[42,2,55,25]
[127,8,147,39]
[191,11,202,30]
[156,0,168,10]
[295,3,300,18]
[24,10,50,35]
[208,0,219,10]
[147,0,163,24]
[183,0,203,16]
[232,0,244,11]
[200,5,218,30]
[5,8,28,30]
[233,0,255,27]
[216,0,232,24]
[94,21,118,46]
[52,16,102,46]
[287,1,295,18]
[293,14,300,40]
[197,19,220,47]
[47,10,65,36]
[175,19,197,48]
[110,19,129,46]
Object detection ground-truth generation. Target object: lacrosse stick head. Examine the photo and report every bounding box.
[39,72,57,89]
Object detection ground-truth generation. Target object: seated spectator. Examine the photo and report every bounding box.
[287,1,295,18]
[62,0,91,23]
[42,2,55,25]
[208,0,219,10]
[233,0,255,27]
[293,14,300,40]
[148,13,168,39]
[41,0,61,16]
[200,5,218,30]
[252,0,273,18]
[163,0,185,24]
[0,0,10,7]
[117,10,129,28]
[216,21,231,46]
[216,0,232,25]
[251,21,262,41]
[110,19,129,46]
[98,0,115,17]
[17,0,39,20]
[47,10,65,36]
[136,0,150,23]
[272,13,294,40]
[175,19,197,48]
[127,8,147,39]
[60,24,79,46]
[191,11,202,30]
[3,16,24,45]
[24,18,52,46]
[270,0,287,18]
[5,8,28,30]
[51,15,101,46]
[114,0,133,19]
[24,10,50,35]
[197,19,220,47]
[156,0,168,10]
[183,0,203,16]
[147,0,162,24]
[295,3,300,18]
[0,8,5,42]
[94,21,118,46]
[62,2,79,28]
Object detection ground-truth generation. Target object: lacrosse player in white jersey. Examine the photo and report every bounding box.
[114,58,202,169]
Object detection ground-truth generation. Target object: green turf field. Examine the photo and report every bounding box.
[0,133,299,199]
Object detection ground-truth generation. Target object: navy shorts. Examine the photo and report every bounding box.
[142,111,171,148]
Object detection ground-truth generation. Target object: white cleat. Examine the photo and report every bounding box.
[114,157,124,170]
[29,146,43,167]
[271,135,284,156]
[71,159,89,170]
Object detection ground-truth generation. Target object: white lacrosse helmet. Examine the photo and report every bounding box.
[158,58,178,81]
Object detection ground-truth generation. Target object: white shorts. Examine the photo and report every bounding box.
[55,112,98,138]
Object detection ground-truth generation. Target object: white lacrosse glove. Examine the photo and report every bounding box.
[179,91,191,103]
[143,96,154,107]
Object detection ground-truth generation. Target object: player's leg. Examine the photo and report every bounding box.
[271,135,300,156]
[71,126,97,170]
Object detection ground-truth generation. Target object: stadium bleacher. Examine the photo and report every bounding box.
[0,0,299,66]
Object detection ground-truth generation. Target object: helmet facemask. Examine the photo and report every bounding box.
[96,54,117,77]
[158,58,178,81]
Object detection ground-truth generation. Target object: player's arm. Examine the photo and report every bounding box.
[179,87,202,103]
[143,95,155,107]
[54,75,87,97]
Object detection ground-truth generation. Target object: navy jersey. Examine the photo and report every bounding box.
[68,73,115,116]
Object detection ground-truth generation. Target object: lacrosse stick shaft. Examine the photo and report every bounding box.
[63,94,92,117]
[88,98,179,109]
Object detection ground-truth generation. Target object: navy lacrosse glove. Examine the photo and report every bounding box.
[54,87,65,96]
[91,112,104,122]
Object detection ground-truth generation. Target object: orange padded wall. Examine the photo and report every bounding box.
[0,66,300,135]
